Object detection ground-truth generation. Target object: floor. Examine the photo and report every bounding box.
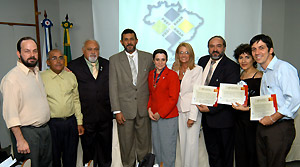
[286,160,300,167]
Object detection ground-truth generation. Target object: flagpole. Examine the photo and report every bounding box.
[41,10,53,71]
[62,14,73,66]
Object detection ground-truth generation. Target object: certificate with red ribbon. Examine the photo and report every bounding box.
[217,83,248,105]
[250,94,278,121]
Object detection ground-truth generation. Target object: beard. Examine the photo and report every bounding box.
[123,44,136,53]
[20,54,38,67]
[88,54,98,63]
[210,51,225,60]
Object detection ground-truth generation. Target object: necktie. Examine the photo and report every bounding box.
[129,55,137,85]
[204,61,216,85]
[91,63,98,79]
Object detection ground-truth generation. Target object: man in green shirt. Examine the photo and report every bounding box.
[41,49,84,167]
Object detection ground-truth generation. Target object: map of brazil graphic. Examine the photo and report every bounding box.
[119,0,225,67]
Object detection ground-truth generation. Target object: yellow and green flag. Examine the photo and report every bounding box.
[62,14,73,66]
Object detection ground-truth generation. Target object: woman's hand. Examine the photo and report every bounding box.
[232,102,249,111]
[153,112,161,121]
[148,108,156,121]
[187,119,195,128]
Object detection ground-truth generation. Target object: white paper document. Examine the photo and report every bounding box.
[0,156,17,167]
[217,83,247,105]
[191,85,218,106]
[250,95,277,121]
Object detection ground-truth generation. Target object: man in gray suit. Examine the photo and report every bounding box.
[109,29,153,167]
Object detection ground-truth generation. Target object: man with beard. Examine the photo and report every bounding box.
[197,36,240,167]
[0,37,52,167]
[41,49,84,167]
[109,29,153,167]
[68,40,113,167]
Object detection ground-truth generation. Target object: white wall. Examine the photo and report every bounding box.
[58,0,94,59]
[92,0,119,59]
[225,0,262,59]
[262,0,300,71]
[283,0,300,70]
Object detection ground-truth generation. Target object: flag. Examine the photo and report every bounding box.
[62,14,73,66]
[41,10,53,71]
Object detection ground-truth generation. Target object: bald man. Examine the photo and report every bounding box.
[68,40,113,167]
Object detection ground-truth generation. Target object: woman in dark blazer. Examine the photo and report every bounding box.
[147,49,180,167]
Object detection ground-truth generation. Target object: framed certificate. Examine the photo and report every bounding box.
[250,94,278,121]
[191,85,218,106]
[217,83,248,105]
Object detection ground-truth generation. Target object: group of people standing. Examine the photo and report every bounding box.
[145,33,300,167]
[1,28,300,167]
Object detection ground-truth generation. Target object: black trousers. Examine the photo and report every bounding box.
[81,120,113,167]
[203,125,234,167]
[11,124,52,167]
[256,119,295,167]
[48,115,79,167]
[235,119,258,167]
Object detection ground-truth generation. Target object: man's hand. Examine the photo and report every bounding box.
[187,119,195,128]
[259,112,283,126]
[148,108,156,121]
[11,126,30,154]
[64,66,72,72]
[196,104,210,112]
[78,125,84,135]
[116,112,126,125]
[259,116,275,126]
[17,138,30,154]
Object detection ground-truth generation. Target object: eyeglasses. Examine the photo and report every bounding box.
[50,56,64,61]
[179,51,189,55]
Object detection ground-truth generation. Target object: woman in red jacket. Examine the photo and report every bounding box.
[147,49,180,167]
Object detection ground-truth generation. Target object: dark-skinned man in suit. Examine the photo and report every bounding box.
[68,40,113,167]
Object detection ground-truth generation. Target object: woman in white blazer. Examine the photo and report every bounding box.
[173,42,203,167]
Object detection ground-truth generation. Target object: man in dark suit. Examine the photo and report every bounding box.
[109,29,153,167]
[197,36,240,167]
[68,40,113,167]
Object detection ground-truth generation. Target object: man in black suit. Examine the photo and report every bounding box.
[68,40,113,167]
[197,36,240,167]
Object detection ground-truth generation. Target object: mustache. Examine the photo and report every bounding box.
[126,44,133,47]
[28,57,37,60]
[212,51,220,54]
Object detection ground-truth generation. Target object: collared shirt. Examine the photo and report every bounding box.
[84,58,99,73]
[125,50,138,73]
[1,61,50,128]
[201,56,223,84]
[260,56,300,119]
[41,69,83,125]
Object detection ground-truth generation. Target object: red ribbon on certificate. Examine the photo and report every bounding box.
[269,94,278,111]
[241,85,248,106]
[213,88,219,107]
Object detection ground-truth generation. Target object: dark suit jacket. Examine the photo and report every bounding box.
[198,55,240,128]
[68,55,112,124]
